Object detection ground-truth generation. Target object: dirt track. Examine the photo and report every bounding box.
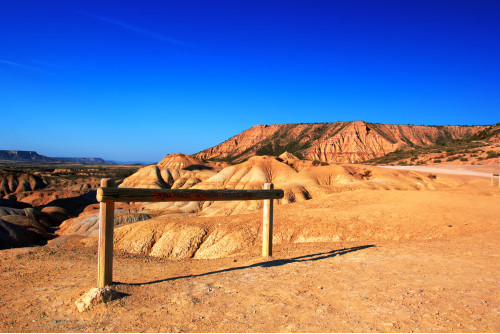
[1,175,499,332]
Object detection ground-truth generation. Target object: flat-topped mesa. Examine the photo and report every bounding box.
[194,121,486,164]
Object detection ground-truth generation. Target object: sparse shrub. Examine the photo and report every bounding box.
[360,169,372,179]
[428,173,437,180]
[446,156,459,162]
[434,159,442,163]
[312,160,321,166]
[460,157,469,162]
[486,151,500,159]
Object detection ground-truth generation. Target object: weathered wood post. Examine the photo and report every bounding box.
[98,178,115,287]
[492,173,500,187]
[262,183,274,257]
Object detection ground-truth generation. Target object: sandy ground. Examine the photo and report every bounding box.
[1,175,499,332]
[381,164,500,178]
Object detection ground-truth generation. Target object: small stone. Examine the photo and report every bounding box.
[75,287,122,312]
[317,286,323,290]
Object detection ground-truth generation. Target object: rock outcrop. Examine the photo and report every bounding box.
[194,121,486,163]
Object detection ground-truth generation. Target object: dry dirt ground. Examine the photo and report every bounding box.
[1,172,499,332]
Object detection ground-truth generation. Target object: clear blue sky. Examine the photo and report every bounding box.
[1,0,499,162]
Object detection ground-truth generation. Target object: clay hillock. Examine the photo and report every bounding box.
[119,165,216,190]
[134,155,443,217]
[120,153,219,190]
[279,151,299,161]
[0,173,47,197]
[0,202,57,249]
[157,153,206,170]
[194,121,487,164]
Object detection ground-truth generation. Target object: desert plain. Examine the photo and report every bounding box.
[0,155,499,333]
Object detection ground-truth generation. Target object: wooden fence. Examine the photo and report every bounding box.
[96,178,284,287]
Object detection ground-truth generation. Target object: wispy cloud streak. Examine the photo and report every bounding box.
[0,60,56,75]
[31,59,68,71]
[77,11,192,47]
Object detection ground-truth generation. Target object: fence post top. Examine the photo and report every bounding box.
[101,178,115,187]
[264,183,274,189]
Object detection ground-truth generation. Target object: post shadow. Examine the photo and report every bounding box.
[114,244,375,287]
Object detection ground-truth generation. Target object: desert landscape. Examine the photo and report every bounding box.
[2,1,499,332]
[1,121,499,332]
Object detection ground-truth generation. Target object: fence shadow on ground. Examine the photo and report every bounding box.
[115,244,375,287]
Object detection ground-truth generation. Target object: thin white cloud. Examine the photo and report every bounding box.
[0,60,56,75]
[77,11,192,47]
[31,59,68,71]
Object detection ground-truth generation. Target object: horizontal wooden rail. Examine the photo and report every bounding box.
[97,187,284,203]
[96,181,283,287]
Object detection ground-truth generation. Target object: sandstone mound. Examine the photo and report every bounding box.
[57,210,151,237]
[117,155,444,218]
[120,164,216,190]
[157,153,206,170]
[81,214,259,260]
[279,151,299,161]
[0,173,47,197]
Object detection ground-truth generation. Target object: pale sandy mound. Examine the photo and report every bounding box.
[157,153,206,170]
[120,164,216,190]
[113,156,447,217]
[279,151,299,161]
[57,210,152,237]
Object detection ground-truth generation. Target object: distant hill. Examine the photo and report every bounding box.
[0,150,114,165]
[195,121,489,164]
[364,122,500,166]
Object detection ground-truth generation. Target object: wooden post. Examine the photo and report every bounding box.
[492,173,500,187]
[262,183,274,257]
[98,178,115,287]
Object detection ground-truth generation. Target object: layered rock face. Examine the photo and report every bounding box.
[194,121,485,163]
[195,124,282,161]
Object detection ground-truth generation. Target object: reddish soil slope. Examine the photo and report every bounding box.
[194,121,485,163]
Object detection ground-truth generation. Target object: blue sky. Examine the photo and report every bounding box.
[1,0,499,162]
